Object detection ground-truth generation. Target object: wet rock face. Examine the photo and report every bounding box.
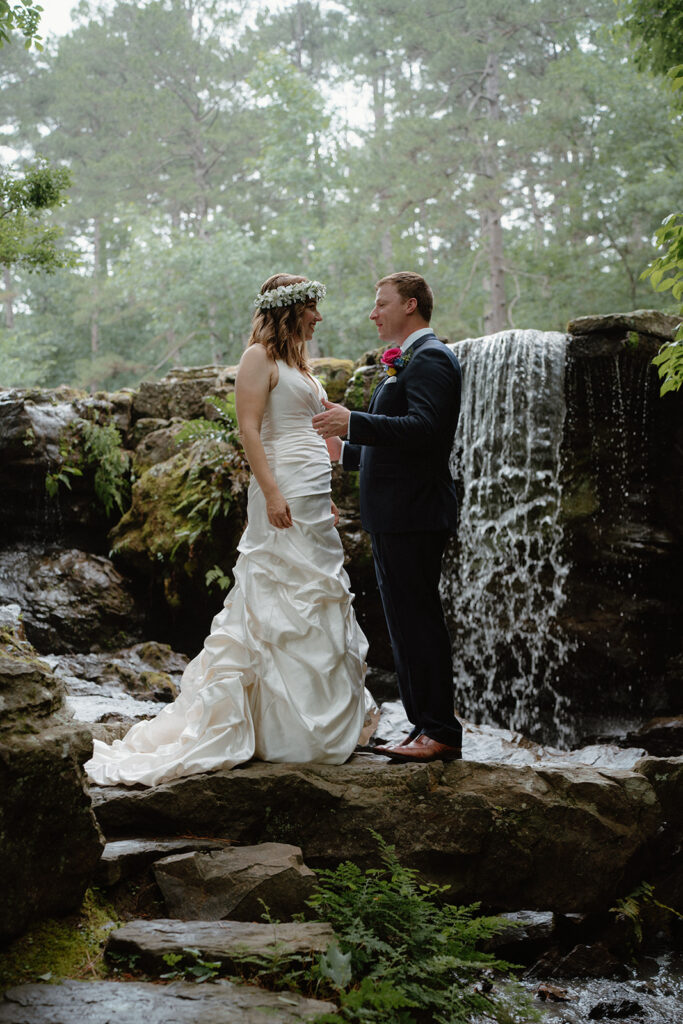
[0,611,104,942]
[0,388,130,546]
[0,978,336,1024]
[559,316,683,736]
[0,545,144,653]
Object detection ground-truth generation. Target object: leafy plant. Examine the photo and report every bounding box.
[80,419,131,515]
[641,211,683,395]
[205,564,232,592]
[306,832,536,1024]
[159,947,221,983]
[171,394,249,559]
[45,462,82,498]
[44,416,131,516]
[610,880,683,947]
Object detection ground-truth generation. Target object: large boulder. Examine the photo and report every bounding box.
[152,842,317,921]
[0,609,104,941]
[0,545,144,653]
[91,755,660,915]
[132,366,237,421]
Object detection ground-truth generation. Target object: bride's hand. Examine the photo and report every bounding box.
[331,500,340,526]
[325,435,342,462]
[266,491,293,529]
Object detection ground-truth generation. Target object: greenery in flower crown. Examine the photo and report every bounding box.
[254,279,326,310]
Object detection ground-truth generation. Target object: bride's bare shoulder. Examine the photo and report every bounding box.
[237,343,278,388]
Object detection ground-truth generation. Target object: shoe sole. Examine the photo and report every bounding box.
[386,749,462,764]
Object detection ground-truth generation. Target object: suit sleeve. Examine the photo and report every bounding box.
[347,348,460,450]
[341,441,361,472]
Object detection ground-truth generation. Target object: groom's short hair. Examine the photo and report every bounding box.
[376,271,433,323]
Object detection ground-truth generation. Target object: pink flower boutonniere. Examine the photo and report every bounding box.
[380,346,414,377]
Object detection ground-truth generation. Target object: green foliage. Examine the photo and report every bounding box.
[3,0,683,382]
[81,419,131,516]
[0,888,118,991]
[159,947,221,983]
[174,395,239,447]
[306,832,537,1024]
[0,0,43,49]
[45,416,131,517]
[618,0,683,77]
[610,881,683,947]
[641,212,683,394]
[0,160,76,272]
[45,462,82,499]
[172,395,249,559]
[205,564,232,592]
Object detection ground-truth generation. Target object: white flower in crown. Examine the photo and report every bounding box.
[254,280,326,310]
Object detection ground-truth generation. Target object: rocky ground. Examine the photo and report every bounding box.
[2,603,683,1021]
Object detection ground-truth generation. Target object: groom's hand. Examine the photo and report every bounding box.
[313,399,351,440]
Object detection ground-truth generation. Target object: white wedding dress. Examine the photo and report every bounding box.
[86,361,377,787]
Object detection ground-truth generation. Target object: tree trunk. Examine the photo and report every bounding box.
[91,219,101,358]
[381,229,394,271]
[3,266,14,329]
[208,301,219,364]
[481,52,507,335]
[482,207,506,334]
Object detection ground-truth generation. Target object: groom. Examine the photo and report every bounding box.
[312,272,462,763]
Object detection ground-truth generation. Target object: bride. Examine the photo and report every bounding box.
[86,274,376,787]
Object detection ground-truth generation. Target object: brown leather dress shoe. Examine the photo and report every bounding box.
[383,735,462,763]
[373,731,419,755]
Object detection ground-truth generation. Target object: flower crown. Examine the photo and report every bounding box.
[254,280,326,311]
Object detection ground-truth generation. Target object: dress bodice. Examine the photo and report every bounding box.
[257,360,331,499]
[260,361,325,443]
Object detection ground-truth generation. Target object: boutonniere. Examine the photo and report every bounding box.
[380,346,414,377]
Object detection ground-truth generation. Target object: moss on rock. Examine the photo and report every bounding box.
[310,357,354,403]
[0,889,119,993]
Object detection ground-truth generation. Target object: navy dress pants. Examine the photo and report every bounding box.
[371,529,462,747]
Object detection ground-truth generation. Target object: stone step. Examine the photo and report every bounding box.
[96,837,231,887]
[89,754,671,915]
[0,979,335,1023]
[106,918,336,974]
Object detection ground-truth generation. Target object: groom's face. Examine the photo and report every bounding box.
[370,283,411,344]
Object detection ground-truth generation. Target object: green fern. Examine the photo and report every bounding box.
[171,394,249,566]
[44,416,130,517]
[307,831,537,1024]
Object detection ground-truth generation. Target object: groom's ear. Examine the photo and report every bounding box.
[404,297,417,315]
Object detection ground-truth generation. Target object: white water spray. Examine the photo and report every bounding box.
[442,330,574,742]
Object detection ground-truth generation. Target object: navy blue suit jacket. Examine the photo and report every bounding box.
[342,334,461,534]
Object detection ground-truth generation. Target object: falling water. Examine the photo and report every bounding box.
[441,330,574,743]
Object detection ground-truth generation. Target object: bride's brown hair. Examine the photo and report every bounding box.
[247,273,315,370]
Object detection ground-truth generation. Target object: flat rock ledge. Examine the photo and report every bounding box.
[89,754,680,914]
[96,837,231,886]
[0,979,335,1024]
[106,919,336,973]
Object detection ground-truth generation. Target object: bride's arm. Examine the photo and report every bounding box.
[235,345,293,529]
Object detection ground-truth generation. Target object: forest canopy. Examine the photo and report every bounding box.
[1,0,682,391]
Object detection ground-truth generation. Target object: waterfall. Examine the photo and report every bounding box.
[442,330,573,743]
